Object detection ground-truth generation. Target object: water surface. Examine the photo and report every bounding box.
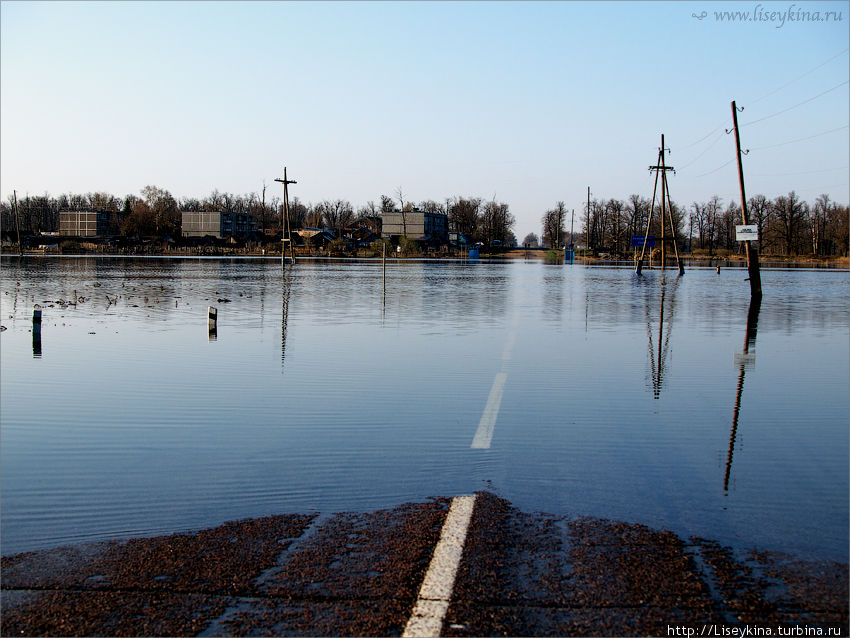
[1,257,847,560]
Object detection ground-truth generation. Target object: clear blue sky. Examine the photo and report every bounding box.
[2,0,848,239]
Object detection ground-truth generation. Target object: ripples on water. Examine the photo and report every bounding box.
[1,257,847,560]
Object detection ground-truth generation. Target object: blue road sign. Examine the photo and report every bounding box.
[631,235,656,247]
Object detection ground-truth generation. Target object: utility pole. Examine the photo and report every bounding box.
[261,182,267,236]
[13,190,22,256]
[274,167,297,269]
[660,140,667,270]
[730,101,762,299]
[636,134,683,276]
[586,187,590,256]
[662,141,684,276]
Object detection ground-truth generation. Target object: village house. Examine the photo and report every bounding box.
[181,211,258,239]
[59,210,110,237]
[380,209,448,247]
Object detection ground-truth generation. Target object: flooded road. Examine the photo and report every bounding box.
[1,257,847,560]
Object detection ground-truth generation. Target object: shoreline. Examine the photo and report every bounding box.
[2,249,848,269]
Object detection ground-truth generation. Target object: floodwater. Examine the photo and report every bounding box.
[1,257,847,561]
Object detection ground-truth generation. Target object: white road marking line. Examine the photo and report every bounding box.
[502,310,520,362]
[470,314,520,450]
[501,328,517,362]
[470,372,508,449]
[403,494,477,638]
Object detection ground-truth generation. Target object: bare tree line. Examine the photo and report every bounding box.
[540,191,848,257]
[1,187,517,247]
[5,186,843,256]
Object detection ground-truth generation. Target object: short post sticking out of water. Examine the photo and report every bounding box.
[208,306,217,339]
[32,305,42,334]
[382,241,387,297]
[32,305,42,357]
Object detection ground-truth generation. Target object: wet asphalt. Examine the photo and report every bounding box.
[2,493,847,637]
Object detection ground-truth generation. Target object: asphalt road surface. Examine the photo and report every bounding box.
[2,493,847,636]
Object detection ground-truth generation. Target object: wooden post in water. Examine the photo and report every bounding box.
[32,305,42,335]
[382,240,386,297]
[32,305,42,357]
[208,306,217,339]
[730,101,762,299]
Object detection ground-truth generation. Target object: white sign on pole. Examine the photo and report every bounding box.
[736,225,758,241]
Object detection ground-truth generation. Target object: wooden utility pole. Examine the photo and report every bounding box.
[730,101,762,299]
[261,182,267,236]
[274,167,297,269]
[13,190,22,256]
[586,187,590,255]
[660,142,667,270]
[636,134,683,276]
[662,154,685,275]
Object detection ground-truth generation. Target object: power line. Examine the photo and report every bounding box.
[677,130,726,171]
[742,80,849,127]
[749,124,849,151]
[676,48,848,153]
[691,158,736,178]
[751,165,849,178]
[750,47,849,105]
[680,122,729,150]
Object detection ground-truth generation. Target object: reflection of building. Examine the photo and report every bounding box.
[59,210,109,237]
[181,211,258,239]
[381,210,448,245]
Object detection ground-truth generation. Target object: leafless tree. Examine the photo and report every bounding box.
[448,197,481,240]
[418,200,444,214]
[289,196,308,229]
[316,199,354,237]
[772,191,808,256]
[395,186,408,236]
[541,202,566,248]
[748,195,771,252]
[481,199,515,247]
[628,194,650,244]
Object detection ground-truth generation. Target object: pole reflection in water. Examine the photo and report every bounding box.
[724,295,762,492]
[281,270,292,373]
[646,275,680,399]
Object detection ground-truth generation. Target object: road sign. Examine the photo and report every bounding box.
[631,235,656,247]
[736,225,758,241]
